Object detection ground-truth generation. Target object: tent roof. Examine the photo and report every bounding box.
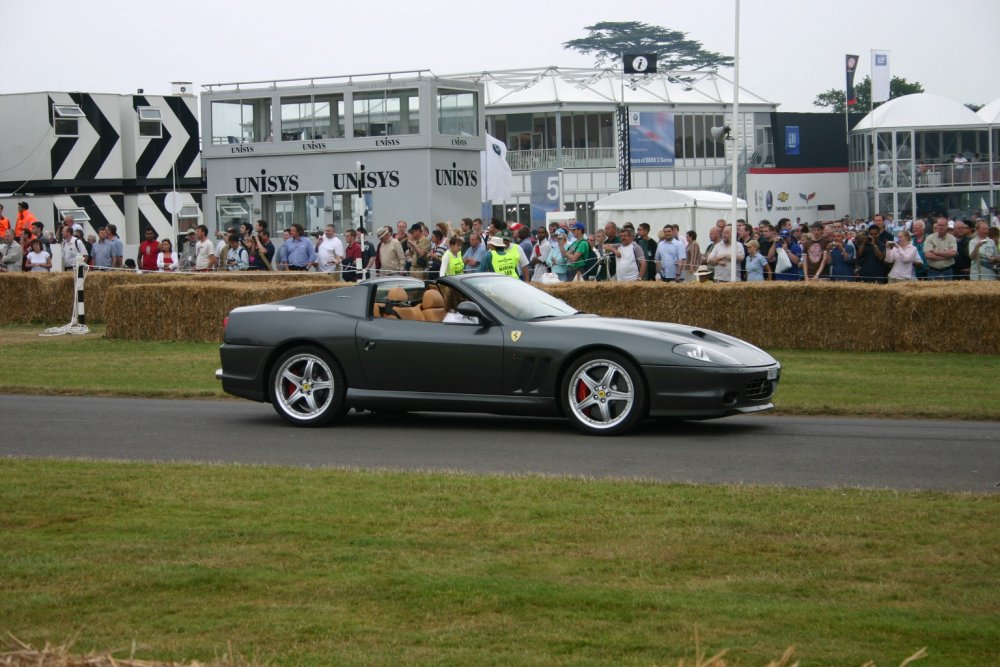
[593,188,747,211]
[442,67,774,109]
[976,97,1000,124]
[851,93,985,131]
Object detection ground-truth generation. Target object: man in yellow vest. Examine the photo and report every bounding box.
[479,230,524,279]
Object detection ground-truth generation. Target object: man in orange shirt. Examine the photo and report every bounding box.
[15,202,37,239]
[0,204,10,236]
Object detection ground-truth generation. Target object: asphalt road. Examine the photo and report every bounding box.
[2,394,996,492]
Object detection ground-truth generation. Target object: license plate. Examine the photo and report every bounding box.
[766,367,778,380]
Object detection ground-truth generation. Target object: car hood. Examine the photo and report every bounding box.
[533,315,777,367]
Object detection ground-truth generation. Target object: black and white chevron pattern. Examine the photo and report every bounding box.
[137,192,203,240]
[132,95,200,181]
[47,93,121,181]
[50,194,126,237]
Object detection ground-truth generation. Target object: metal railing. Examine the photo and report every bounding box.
[913,162,997,188]
[506,147,615,171]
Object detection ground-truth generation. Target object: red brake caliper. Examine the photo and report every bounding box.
[576,377,590,416]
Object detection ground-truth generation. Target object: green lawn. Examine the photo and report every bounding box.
[1,459,996,666]
[1,325,997,419]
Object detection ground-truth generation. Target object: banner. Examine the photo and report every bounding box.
[628,111,675,168]
[785,126,800,156]
[871,50,891,103]
[845,54,859,106]
[480,133,512,202]
[623,54,657,74]
[530,169,560,224]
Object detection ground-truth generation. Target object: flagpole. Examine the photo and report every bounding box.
[870,50,877,222]
[730,0,740,282]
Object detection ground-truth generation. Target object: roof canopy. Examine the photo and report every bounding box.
[443,67,774,109]
[593,188,746,211]
[976,97,1000,124]
[851,93,985,131]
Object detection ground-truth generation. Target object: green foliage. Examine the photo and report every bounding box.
[814,75,925,113]
[1,459,996,665]
[563,21,733,70]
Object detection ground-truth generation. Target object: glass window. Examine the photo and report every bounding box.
[437,89,478,136]
[586,114,599,148]
[216,195,252,228]
[53,104,83,137]
[264,192,326,232]
[353,89,419,137]
[211,98,272,144]
[713,114,725,158]
[137,106,162,138]
[600,113,614,149]
[280,94,344,141]
[560,115,573,149]
[694,114,706,159]
[493,117,507,144]
[59,208,90,223]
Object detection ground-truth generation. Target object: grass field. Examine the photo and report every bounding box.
[1,324,998,419]
[1,459,997,666]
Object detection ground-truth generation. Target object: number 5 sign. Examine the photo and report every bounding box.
[530,169,561,224]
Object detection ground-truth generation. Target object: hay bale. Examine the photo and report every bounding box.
[893,281,1000,353]
[104,280,341,342]
[0,273,74,324]
[541,281,898,351]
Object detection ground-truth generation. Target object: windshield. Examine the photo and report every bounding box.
[463,275,579,321]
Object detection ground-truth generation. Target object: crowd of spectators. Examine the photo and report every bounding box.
[2,200,998,284]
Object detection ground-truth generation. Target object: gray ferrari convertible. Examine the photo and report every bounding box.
[216,274,780,435]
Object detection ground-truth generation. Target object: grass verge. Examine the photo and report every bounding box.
[2,459,997,666]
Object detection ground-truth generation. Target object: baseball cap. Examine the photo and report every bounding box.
[552,229,566,238]
[572,222,585,231]
[408,222,422,232]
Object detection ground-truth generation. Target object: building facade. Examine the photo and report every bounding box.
[0,87,203,246]
[200,72,484,234]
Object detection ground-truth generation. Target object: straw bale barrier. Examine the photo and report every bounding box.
[104,280,345,341]
[5,273,999,351]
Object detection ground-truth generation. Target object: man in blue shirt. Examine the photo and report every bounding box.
[278,223,316,271]
[654,226,685,281]
[462,231,488,272]
[91,226,121,270]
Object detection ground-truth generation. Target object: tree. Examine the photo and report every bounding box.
[813,76,924,113]
[563,21,733,71]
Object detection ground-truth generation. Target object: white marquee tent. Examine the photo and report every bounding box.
[593,189,747,243]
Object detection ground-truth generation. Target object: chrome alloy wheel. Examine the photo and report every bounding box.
[566,358,636,431]
[273,352,335,421]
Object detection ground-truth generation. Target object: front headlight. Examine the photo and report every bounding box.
[672,343,741,365]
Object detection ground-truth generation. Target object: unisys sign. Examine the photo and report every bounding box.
[332,168,400,191]
[235,169,299,193]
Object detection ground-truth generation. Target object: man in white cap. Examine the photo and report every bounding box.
[479,230,525,279]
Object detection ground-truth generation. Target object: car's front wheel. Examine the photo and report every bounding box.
[561,351,646,435]
[268,346,347,427]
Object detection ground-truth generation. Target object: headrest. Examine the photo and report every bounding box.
[422,289,444,309]
[387,287,408,301]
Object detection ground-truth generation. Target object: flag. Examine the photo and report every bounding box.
[623,54,657,74]
[982,197,990,216]
[845,54,859,106]
[871,50,890,103]
[481,133,512,202]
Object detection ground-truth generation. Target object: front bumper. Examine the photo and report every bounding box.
[644,363,780,419]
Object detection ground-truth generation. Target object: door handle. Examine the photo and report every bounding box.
[364,341,376,351]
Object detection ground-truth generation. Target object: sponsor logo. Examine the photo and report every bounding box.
[875,54,888,66]
[777,192,789,202]
[375,138,400,147]
[451,138,468,146]
[510,331,522,342]
[434,162,478,187]
[231,145,254,154]
[492,143,502,156]
[302,142,326,150]
[235,169,298,193]
[799,192,816,203]
[332,170,400,190]
[765,191,773,211]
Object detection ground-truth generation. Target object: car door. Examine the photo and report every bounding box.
[356,317,504,395]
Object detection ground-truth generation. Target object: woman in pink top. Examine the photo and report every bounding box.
[885,229,921,282]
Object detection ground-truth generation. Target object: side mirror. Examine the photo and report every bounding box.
[457,301,491,326]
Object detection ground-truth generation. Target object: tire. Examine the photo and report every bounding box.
[267,346,347,427]
[561,351,646,435]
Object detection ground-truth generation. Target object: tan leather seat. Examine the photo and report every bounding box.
[387,286,425,320]
[421,289,445,322]
[374,287,410,318]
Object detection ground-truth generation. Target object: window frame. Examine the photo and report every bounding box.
[137,106,163,138]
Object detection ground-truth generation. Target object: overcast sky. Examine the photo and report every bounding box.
[4,0,998,112]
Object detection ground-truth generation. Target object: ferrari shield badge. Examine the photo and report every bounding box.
[510,330,522,343]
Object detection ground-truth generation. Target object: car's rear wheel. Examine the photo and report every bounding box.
[268,346,346,427]
[561,351,646,435]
